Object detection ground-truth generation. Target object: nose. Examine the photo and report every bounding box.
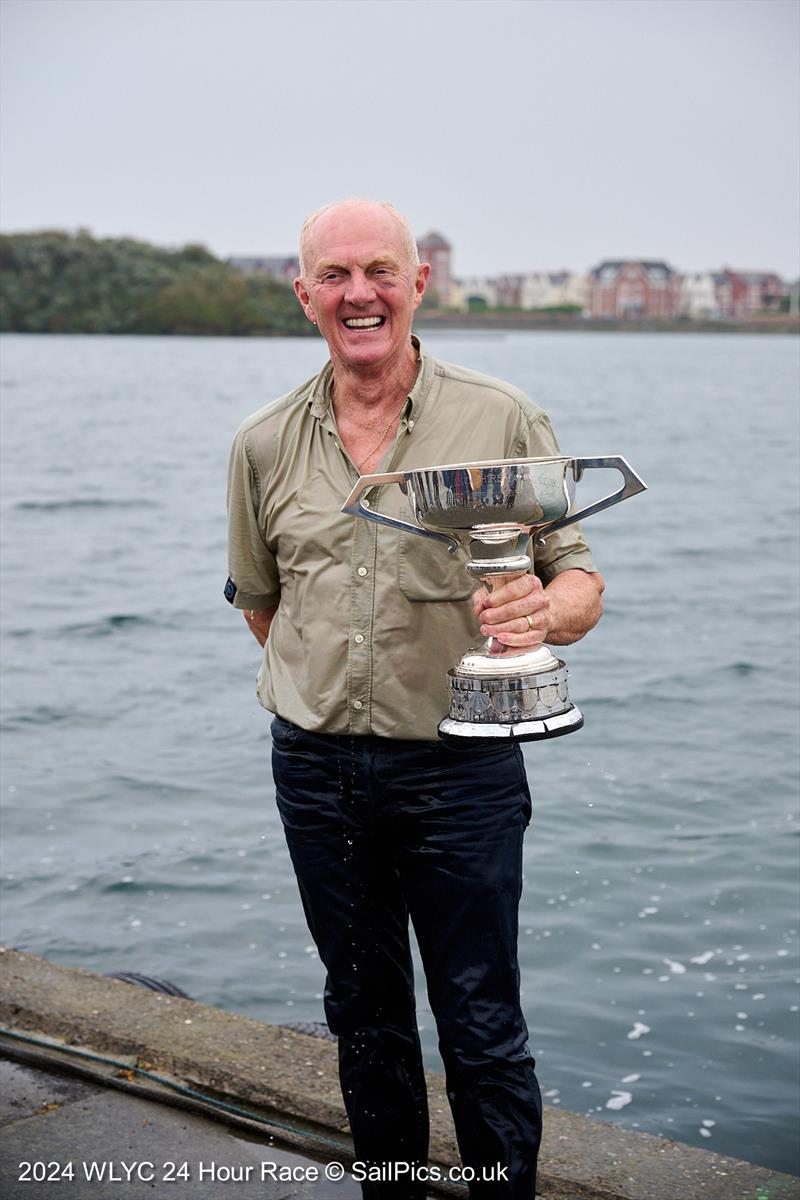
[344,268,376,306]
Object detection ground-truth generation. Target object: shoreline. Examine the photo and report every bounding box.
[1,315,798,338]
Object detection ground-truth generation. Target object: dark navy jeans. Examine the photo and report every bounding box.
[271,716,542,1199]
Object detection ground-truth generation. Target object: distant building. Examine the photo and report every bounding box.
[680,272,717,318]
[417,232,452,306]
[520,271,589,311]
[492,274,523,308]
[452,276,497,310]
[788,279,800,316]
[557,272,590,311]
[519,273,553,310]
[712,269,786,318]
[588,260,682,319]
[228,255,299,282]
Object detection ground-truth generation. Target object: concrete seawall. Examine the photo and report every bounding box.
[1,947,797,1200]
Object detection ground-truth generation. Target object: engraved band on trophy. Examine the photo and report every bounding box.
[342,456,646,745]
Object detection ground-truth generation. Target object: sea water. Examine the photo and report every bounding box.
[1,331,798,1173]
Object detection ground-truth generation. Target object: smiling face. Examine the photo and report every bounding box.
[294,202,430,373]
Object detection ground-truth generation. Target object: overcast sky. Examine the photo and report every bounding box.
[1,0,798,277]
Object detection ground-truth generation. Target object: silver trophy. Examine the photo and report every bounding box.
[342,456,646,744]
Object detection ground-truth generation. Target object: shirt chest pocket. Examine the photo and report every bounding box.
[395,504,474,603]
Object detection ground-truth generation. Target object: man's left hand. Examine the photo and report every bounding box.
[472,574,550,649]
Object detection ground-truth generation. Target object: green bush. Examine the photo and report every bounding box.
[0,230,315,336]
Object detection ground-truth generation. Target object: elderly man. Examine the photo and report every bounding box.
[226,199,604,1199]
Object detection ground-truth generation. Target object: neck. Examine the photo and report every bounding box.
[331,340,419,416]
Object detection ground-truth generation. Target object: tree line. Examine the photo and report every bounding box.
[0,230,317,336]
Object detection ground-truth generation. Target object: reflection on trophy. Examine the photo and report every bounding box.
[342,456,646,745]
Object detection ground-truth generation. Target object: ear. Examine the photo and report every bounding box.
[413,263,431,309]
[294,276,317,324]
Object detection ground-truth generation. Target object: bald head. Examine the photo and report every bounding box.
[298,199,420,279]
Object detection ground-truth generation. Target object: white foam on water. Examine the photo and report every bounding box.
[621,1073,640,1083]
[690,950,715,965]
[606,1090,633,1110]
[627,1022,650,1040]
[664,959,687,974]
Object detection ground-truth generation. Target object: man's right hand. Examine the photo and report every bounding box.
[243,604,278,647]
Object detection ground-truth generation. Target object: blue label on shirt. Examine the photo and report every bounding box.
[224,577,237,604]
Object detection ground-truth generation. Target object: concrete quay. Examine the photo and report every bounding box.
[1,947,797,1200]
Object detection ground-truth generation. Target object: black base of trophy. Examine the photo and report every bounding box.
[437,704,584,747]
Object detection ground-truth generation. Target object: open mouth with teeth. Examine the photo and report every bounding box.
[342,316,386,330]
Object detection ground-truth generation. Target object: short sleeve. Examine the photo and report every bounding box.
[519,412,598,585]
[225,427,281,610]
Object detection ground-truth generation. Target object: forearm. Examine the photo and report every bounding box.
[243,602,279,648]
[544,569,605,645]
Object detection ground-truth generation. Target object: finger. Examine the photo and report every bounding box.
[492,628,547,647]
[482,611,547,635]
[472,586,490,616]
[481,621,547,642]
[480,593,549,626]
[483,574,543,609]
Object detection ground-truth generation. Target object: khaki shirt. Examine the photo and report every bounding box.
[226,339,597,740]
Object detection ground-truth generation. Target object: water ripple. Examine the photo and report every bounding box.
[13,497,157,512]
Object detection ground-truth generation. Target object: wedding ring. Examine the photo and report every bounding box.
[525,614,535,632]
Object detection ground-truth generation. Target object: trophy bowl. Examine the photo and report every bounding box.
[399,457,573,532]
[342,455,646,744]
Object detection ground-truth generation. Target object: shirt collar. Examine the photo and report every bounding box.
[308,334,434,426]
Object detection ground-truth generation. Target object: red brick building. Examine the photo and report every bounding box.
[417,231,452,306]
[713,270,786,318]
[588,260,682,319]
[494,274,525,308]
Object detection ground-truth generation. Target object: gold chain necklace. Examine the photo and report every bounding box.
[358,400,407,469]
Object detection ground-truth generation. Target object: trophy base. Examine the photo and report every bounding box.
[438,646,584,745]
[438,704,584,746]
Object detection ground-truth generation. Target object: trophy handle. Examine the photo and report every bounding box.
[341,472,461,555]
[534,456,647,546]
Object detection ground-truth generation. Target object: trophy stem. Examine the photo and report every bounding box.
[466,528,531,578]
[440,543,583,744]
[482,570,531,661]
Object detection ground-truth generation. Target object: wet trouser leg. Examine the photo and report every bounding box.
[271,718,541,1199]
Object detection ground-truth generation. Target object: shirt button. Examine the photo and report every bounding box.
[357,566,368,577]
[354,634,365,644]
[362,498,371,508]
[352,699,364,710]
